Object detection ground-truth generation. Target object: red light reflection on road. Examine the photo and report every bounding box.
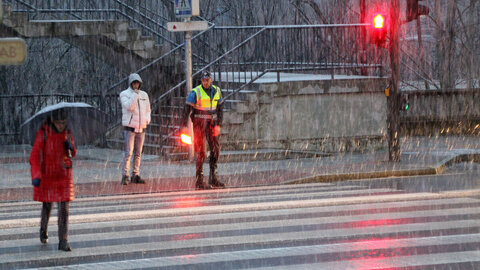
[345,237,400,269]
[341,217,414,229]
[169,196,211,208]
[173,233,203,241]
[336,216,417,269]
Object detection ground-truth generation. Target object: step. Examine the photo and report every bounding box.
[119,35,152,51]
[28,20,112,36]
[2,12,28,28]
[223,111,244,125]
[222,89,257,100]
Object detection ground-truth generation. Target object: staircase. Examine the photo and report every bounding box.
[0,4,168,73]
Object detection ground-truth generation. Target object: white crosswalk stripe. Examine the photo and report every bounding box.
[1,183,480,269]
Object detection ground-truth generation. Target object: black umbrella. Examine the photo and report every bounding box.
[20,102,108,145]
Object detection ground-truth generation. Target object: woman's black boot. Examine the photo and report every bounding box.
[40,229,48,244]
[58,239,72,251]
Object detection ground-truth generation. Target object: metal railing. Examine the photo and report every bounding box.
[400,88,480,122]
[174,24,383,98]
[0,94,119,144]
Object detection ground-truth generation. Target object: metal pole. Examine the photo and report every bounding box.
[387,0,401,162]
[360,0,367,76]
[185,18,194,161]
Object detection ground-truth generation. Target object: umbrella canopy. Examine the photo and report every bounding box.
[20,102,108,145]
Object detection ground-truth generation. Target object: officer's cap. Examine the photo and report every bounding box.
[201,71,211,79]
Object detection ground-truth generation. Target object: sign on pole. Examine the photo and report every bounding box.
[167,21,208,32]
[0,38,27,65]
[175,0,199,18]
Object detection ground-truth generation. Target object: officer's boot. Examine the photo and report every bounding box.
[195,171,210,190]
[209,165,225,189]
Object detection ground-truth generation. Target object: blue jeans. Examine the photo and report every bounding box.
[122,130,145,176]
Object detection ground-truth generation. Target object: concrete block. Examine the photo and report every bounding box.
[2,4,12,18]
[143,39,154,50]
[223,111,244,125]
[113,21,129,42]
[101,33,116,40]
[258,93,272,104]
[234,102,255,114]
[18,22,53,37]
[103,20,127,33]
[126,28,142,41]
[134,47,164,59]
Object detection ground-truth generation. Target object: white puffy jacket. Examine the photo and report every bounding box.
[120,73,151,132]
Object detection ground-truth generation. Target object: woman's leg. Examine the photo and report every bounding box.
[40,202,52,243]
[57,201,72,251]
[57,201,69,241]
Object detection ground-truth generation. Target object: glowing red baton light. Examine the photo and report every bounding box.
[180,133,192,145]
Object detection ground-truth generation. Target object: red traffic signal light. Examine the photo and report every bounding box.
[373,14,385,28]
[369,13,388,47]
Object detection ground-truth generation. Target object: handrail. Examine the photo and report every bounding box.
[152,27,267,106]
[112,0,178,46]
[154,23,378,107]
[105,23,215,96]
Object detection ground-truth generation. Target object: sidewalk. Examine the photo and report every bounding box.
[1,136,479,202]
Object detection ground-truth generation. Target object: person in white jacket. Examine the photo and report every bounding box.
[119,73,151,185]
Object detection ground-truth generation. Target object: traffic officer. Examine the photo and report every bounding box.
[181,71,225,190]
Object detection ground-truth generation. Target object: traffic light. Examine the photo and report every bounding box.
[406,0,429,22]
[369,13,388,47]
[400,93,410,111]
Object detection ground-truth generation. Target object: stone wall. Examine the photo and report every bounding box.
[224,78,390,153]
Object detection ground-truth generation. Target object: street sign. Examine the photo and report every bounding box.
[0,38,27,65]
[167,21,208,32]
[175,0,199,18]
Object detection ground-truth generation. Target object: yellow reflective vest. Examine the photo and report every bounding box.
[192,85,222,112]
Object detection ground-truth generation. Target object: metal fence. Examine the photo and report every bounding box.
[400,88,480,122]
[0,94,120,144]
[153,24,386,110]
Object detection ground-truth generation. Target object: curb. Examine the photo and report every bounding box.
[284,168,437,184]
[284,153,480,185]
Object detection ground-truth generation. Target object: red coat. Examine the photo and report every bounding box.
[30,122,76,202]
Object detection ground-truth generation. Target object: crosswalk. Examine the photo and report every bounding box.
[1,183,480,269]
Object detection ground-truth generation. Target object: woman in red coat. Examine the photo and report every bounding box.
[30,109,76,252]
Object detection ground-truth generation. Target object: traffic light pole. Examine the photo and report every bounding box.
[387,0,401,162]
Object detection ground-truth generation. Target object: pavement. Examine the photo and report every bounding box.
[1,135,479,202]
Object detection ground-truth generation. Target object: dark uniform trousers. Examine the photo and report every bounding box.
[193,117,220,180]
